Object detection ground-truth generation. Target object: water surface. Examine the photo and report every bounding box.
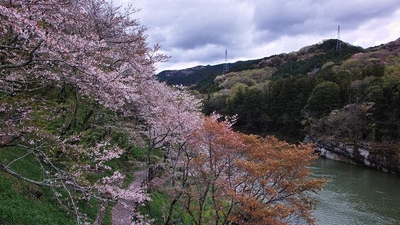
[311,158,400,225]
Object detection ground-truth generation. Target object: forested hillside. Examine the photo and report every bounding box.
[160,38,400,145]
[1,1,324,224]
[157,59,263,92]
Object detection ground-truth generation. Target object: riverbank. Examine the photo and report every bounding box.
[306,137,400,175]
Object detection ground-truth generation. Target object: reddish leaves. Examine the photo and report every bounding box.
[166,116,325,225]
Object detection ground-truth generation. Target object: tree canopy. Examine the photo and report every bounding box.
[1,1,327,224]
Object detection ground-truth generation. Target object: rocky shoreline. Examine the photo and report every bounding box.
[306,137,400,175]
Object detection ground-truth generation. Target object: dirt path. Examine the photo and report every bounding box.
[111,169,148,225]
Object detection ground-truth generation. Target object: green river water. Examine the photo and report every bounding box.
[310,158,400,225]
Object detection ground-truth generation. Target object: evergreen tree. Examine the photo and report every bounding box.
[305,81,341,117]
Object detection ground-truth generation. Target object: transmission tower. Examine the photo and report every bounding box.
[336,25,341,51]
[222,49,229,74]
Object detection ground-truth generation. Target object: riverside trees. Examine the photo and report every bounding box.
[1,0,324,224]
[161,115,325,225]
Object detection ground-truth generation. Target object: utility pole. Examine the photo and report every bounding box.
[336,25,341,51]
[223,49,229,74]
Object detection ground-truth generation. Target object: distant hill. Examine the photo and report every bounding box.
[156,39,365,91]
[156,38,400,93]
[157,59,263,91]
[156,37,400,144]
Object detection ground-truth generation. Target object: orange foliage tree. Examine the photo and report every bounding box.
[162,115,325,225]
[230,135,325,225]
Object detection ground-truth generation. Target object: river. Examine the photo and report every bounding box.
[310,158,400,225]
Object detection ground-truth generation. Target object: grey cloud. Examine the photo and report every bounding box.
[252,0,400,42]
[113,0,400,71]
[168,22,231,50]
[160,4,249,51]
[329,1,399,19]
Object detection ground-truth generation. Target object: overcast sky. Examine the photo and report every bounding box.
[113,0,400,72]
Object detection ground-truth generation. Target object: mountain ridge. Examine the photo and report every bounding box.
[157,38,400,91]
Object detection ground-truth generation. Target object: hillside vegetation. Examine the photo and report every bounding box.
[159,38,400,147]
[1,1,325,224]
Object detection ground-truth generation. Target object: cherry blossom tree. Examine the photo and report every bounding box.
[136,81,202,181]
[1,1,323,224]
[0,0,197,224]
[0,0,165,108]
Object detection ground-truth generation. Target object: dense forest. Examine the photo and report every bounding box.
[160,39,400,145]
